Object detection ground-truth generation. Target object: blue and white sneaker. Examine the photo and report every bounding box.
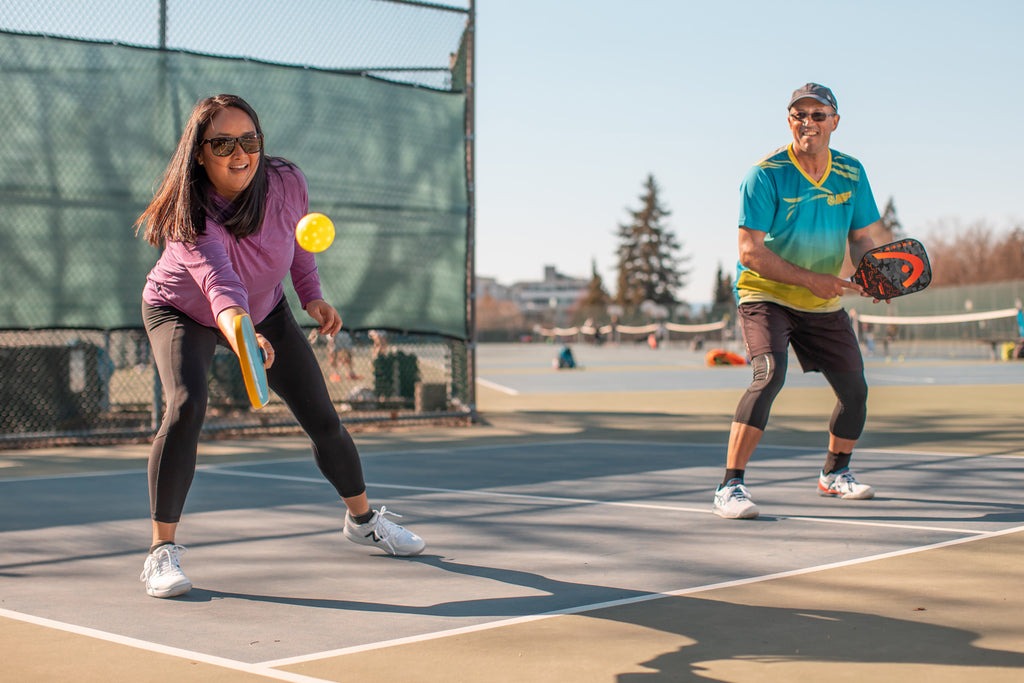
[344,506,426,556]
[818,468,875,499]
[713,480,759,519]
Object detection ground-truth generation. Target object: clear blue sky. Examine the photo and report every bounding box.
[474,0,1024,305]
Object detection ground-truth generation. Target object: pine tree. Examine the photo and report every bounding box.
[581,259,611,307]
[575,259,611,325]
[614,175,689,313]
[878,197,903,242]
[710,263,735,321]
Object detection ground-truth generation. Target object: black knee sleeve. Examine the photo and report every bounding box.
[826,370,868,440]
[733,352,787,430]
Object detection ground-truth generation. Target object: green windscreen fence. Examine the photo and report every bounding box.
[0,27,468,337]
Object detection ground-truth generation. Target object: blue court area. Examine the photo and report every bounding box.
[2,437,1022,669]
[475,342,1024,394]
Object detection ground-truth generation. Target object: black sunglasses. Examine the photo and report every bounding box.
[789,111,836,123]
[200,134,263,157]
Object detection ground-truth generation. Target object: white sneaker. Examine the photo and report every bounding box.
[140,544,192,598]
[818,468,875,499]
[713,480,760,519]
[344,506,426,556]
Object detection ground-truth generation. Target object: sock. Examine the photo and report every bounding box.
[721,469,745,487]
[352,510,375,525]
[149,541,174,554]
[823,451,851,475]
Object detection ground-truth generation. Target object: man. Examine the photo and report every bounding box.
[714,83,882,520]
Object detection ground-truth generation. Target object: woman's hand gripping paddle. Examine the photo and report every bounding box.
[233,314,270,409]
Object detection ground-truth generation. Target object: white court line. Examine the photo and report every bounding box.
[203,469,981,535]
[475,377,520,395]
[571,439,1023,460]
[0,608,333,683]
[0,467,147,484]
[779,514,977,535]
[3,440,1015,486]
[871,374,937,384]
[259,523,1024,667]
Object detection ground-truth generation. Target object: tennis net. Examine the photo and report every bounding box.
[852,307,1023,360]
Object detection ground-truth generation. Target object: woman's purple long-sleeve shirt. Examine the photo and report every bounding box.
[142,161,323,327]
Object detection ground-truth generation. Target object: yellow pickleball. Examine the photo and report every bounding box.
[295,212,335,253]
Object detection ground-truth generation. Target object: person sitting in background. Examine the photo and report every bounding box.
[555,344,577,369]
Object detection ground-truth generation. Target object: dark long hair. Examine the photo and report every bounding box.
[135,94,270,247]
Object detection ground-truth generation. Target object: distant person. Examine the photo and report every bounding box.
[863,326,876,356]
[555,344,577,369]
[713,83,885,520]
[134,94,424,598]
[309,328,361,381]
[369,329,389,359]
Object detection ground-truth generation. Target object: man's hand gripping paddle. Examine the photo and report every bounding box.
[233,314,270,409]
[852,238,932,299]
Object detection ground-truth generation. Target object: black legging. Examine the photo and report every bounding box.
[142,297,366,523]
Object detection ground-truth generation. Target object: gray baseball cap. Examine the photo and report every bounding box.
[788,83,838,112]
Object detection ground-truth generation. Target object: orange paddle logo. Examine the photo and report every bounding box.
[871,251,925,287]
[853,238,931,299]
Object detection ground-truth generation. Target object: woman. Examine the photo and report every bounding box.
[135,94,424,599]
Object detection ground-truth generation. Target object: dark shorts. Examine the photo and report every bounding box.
[738,302,863,374]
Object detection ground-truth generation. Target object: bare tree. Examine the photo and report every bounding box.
[475,294,525,340]
[926,219,1024,285]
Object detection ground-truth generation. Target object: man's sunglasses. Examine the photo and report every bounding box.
[200,134,263,157]
[789,111,836,123]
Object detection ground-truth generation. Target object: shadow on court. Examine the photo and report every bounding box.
[610,596,1024,681]
[171,554,1024,681]
[184,554,654,617]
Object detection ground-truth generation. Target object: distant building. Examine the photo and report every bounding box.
[475,266,589,329]
[475,276,511,302]
[510,265,589,326]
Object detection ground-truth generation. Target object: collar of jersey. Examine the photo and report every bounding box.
[787,143,832,187]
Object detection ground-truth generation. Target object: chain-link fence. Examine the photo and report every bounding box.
[0,0,471,88]
[0,0,476,447]
[0,327,473,448]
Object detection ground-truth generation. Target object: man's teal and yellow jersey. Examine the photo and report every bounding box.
[736,144,880,312]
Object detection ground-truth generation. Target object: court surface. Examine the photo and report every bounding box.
[2,342,1023,682]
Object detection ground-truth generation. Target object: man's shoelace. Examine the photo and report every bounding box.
[726,484,752,501]
[832,472,858,490]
